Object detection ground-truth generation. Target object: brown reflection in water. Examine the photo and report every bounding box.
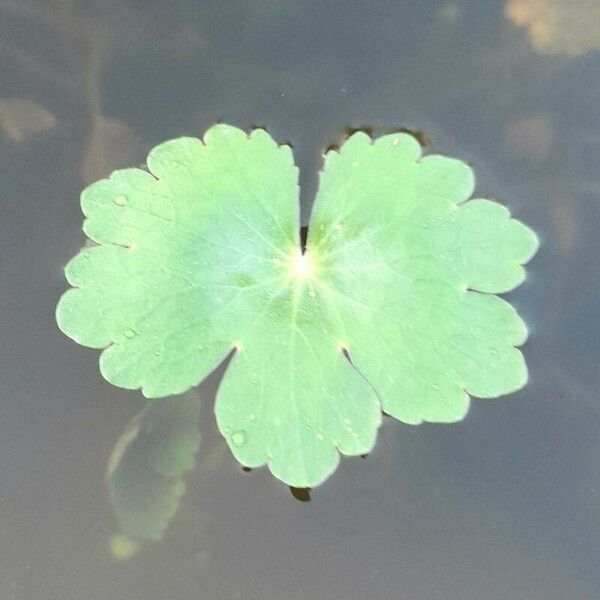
[505,114,553,160]
[0,98,57,143]
[506,0,600,56]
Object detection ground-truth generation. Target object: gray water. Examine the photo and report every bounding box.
[1,1,599,598]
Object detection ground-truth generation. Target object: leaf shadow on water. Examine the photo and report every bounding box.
[106,391,204,548]
[105,384,318,560]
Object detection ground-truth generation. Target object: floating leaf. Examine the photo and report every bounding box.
[57,124,538,487]
[107,392,202,540]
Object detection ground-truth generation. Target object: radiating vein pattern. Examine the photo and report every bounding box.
[57,124,538,486]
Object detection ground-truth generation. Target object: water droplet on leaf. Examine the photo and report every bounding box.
[231,430,246,446]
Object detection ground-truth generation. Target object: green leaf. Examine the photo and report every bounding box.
[106,392,202,540]
[57,124,538,487]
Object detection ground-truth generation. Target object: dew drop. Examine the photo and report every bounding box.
[113,194,128,207]
[123,329,137,339]
[249,413,256,421]
[231,430,246,447]
[316,432,324,441]
[308,290,316,298]
[343,418,351,426]
[431,383,441,391]
[392,137,400,147]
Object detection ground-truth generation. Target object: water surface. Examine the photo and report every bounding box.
[1,1,599,598]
